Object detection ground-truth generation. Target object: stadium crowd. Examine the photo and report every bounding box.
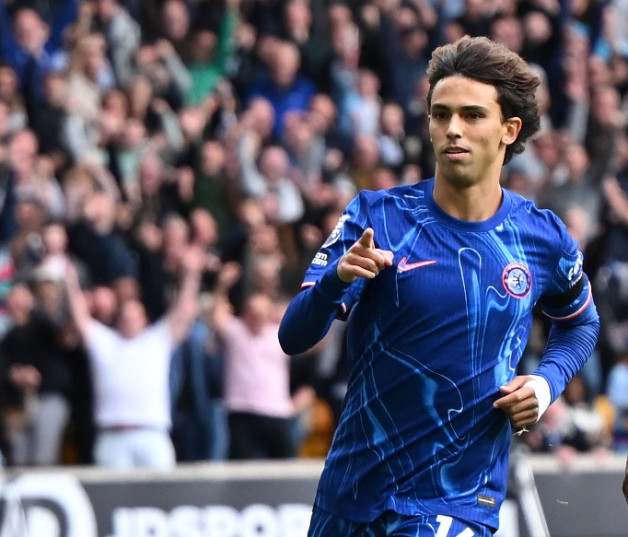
[0,0,627,468]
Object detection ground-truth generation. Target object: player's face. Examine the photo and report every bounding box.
[428,75,521,188]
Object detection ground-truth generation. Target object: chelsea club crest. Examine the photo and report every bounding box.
[502,262,532,298]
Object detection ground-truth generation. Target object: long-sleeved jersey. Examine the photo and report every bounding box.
[279,178,600,531]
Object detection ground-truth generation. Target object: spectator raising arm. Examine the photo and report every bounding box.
[166,245,204,344]
[209,261,242,337]
[64,260,93,339]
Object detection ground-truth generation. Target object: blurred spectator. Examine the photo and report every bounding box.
[378,102,415,173]
[131,150,190,224]
[29,71,71,172]
[329,18,361,142]
[280,0,332,93]
[189,207,223,289]
[0,283,71,466]
[89,284,118,327]
[0,63,26,132]
[348,69,382,138]
[607,350,628,451]
[133,40,191,113]
[67,190,138,299]
[246,40,317,139]
[560,374,613,455]
[158,0,191,59]
[64,244,204,469]
[184,0,239,107]
[584,83,625,177]
[192,139,239,240]
[281,111,325,204]
[239,143,304,225]
[342,133,381,192]
[61,162,120,224]
[537,140,602,238]
[595,159,628,379]
[3,7,58,114]
[7,128,65,219]
[0,0,624,467]
[451,0,495,38]
[490,13,524,55]
[524,375,612,464]
[169,312,226,462]
[211,266,311,459]
[65,32,114,120]
[88,0,141,85]
[379,1,433,115]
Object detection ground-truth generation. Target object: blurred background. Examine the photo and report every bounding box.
[0,0,627,535]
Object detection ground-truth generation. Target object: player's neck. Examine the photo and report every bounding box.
[432,176,503,222]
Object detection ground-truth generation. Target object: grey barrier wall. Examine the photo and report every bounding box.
[0,455,626,537]
[527,454,628,537]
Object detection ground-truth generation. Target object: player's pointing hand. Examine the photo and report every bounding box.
[337,228,394,283]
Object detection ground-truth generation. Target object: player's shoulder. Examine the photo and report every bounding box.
[505,188,569,238]
[356,181,428,206]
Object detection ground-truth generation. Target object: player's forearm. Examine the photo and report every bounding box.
[279,268,351,355]
[533,315,600,402]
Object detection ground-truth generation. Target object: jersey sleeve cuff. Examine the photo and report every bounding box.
[525,375,551,422]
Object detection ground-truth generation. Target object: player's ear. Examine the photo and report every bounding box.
[502,117,522,146]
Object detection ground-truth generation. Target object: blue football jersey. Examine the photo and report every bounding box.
[282,178,598,530]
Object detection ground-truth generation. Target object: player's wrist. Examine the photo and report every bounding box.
[524,375,551,421]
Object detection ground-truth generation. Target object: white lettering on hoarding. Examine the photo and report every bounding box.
[106,503,311,537]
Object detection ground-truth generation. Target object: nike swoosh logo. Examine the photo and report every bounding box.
[397,257,437,272]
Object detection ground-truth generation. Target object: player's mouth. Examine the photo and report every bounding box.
[442,146,470,161]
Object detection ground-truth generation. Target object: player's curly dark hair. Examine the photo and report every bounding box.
[426,36,541,164]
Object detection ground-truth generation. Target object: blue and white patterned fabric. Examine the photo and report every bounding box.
[279,177,599,531]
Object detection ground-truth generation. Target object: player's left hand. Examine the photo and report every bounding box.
[493,375,539,429]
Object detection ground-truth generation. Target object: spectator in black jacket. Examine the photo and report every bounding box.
[0,283,71,465]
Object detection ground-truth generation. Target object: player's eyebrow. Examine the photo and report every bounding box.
[430,104,489,114]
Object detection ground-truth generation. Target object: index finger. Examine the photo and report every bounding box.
[357,228,375,249]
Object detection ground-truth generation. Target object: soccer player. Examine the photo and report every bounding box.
[278,36,600,536]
